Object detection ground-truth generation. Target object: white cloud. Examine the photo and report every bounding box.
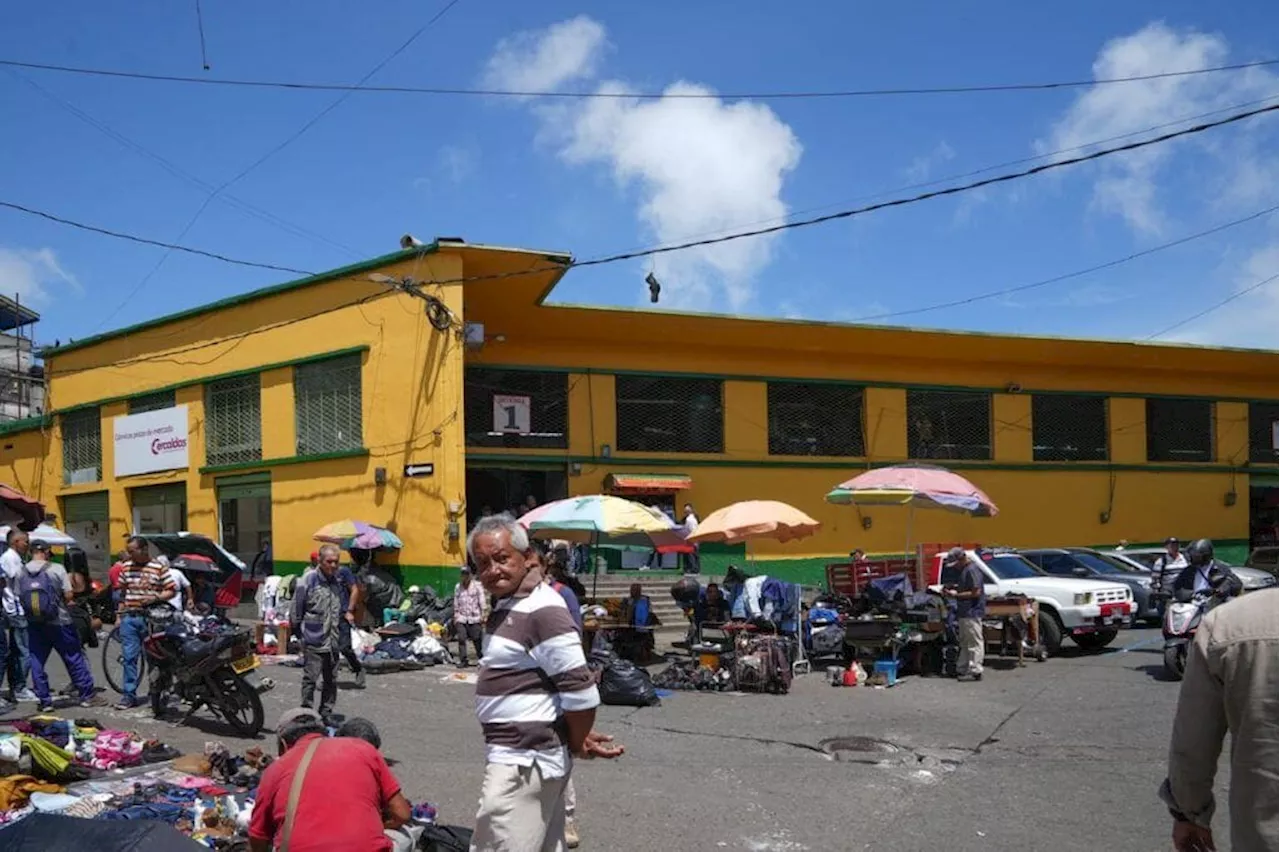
[1038,22,1277,235]
[482,17,802,311]
[437,144,478,183]
[905,141,956,182]
[0,246,78,304]
[482,15,607,94]
[1163,237,1280,349]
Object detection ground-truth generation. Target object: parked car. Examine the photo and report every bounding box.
[1115,547,1278,593]
[1021,548,1157,624]
[1246,546,1278,577]
[924,548,1134,655]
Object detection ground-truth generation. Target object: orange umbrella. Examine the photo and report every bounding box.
[687,500,821,545]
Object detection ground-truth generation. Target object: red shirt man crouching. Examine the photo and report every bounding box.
[249,708,411,852]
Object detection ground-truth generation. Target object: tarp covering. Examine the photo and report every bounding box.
[0,813,210,851]
[604,473,692,494]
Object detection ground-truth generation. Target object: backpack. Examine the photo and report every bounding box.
[17,567,61,623]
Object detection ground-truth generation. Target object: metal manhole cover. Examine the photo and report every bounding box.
[819,736,901,763]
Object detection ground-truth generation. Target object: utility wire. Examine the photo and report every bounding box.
[0,200,313,275]
[852,207,1279,322]
[85,0,461,333]
[0,57,1272,100]
[1144,275,1278,340]
[11,105,1275,296]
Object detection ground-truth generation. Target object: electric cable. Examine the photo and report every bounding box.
[1144,275,1278,341]
[0,57,1271,100]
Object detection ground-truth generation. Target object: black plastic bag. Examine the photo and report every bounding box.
[419,824,474,851]
[599,658,661,707]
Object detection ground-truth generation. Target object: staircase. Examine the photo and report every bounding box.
[583,574,693,647]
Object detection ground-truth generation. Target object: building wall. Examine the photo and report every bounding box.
[15,251,473,590]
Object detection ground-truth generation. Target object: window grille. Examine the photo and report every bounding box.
[205,374,262,467]
[1249,400,1278,463]
[464,368,568,450]
[616,375,723,454]
[129,390,176,414]
[1032,395,1108,461]
[295,354,363,455]
[767,382,865,456]
[62,407,101,484]
[906,390,991,460]
[1146,398,1214,462]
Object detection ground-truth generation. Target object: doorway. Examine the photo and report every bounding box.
[466,466,568,526]
[1249,482,1278,548]
[216,473,273,575]
[130,483,187,536]
[62,491,110,581]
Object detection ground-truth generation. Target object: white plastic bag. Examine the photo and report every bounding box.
[350,626,378,659]
[410,633,445,659]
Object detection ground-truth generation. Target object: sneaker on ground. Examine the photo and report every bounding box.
[81,695,108,708]
[37,702,56,713]
[0,700,15,716]
[565,817,581,849]
[115,695,141,710]
[13,689,39,703]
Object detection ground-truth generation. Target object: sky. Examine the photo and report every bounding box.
[1,2,1277,351]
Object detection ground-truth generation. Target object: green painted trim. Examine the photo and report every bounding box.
[43,249,438,358]
[1251,474,1279,488]
[199,447,368,474]
[53,345,371,415]
[472,362,1277,405]
[273,560,461,595]
[0,414,51,438]
[465,451,1276,476]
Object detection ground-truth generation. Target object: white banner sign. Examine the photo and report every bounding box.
[113,405,190,477]
[493,394,531,434]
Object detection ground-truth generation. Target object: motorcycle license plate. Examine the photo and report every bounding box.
[232,654,260,674]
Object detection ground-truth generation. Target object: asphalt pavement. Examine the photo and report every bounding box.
[4,625,1230,851]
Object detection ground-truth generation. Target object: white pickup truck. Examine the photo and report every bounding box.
[926,548,1134,654]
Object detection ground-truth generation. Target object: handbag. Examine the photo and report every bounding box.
[279,737,323,852]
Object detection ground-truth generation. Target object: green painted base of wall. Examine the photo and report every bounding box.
[273,560,460,595]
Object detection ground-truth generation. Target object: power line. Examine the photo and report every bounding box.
[571,105,1279,269]
[852,207,1278,322]
[86,0,461,332]
[0,57,1272,100]
[1145,275,1278,340]
[0,200,313,275]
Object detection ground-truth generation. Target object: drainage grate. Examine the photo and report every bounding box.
[820,736,902,763]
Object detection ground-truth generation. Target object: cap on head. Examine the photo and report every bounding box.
[944,546,966,566]
[30,540,51,556]
[460,565,472,575]
[1165,537,1179,546]
[310,551,319,563]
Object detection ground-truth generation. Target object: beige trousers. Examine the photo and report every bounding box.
[958,617,985,675]
[471,762,567,852]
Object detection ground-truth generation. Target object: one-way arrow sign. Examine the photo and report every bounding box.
[404,463,435,478]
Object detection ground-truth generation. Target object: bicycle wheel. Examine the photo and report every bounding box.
[101,627,149,699]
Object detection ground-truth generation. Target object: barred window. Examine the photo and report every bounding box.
[767,382,865,456]
[907,390,991,460]
[295,354,363,455]
[205,374,262,467]
[62,407,102,485]
[129,390,175,414]
[1249,400,1278,463]
[617,375,723,454]
[464,368,568,449]
[1032,395,1108,461]
[1146,397,1214,462]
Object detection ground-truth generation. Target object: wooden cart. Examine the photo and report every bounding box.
[983,596,1048,664]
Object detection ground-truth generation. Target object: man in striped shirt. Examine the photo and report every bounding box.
[115,536,177,710]
[467,515,624,852]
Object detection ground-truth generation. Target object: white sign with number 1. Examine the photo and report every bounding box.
[494,394,531,434]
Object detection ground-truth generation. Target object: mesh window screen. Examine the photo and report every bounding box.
[1249,400,1278,463]
[1032,395,1108,461]
[129,390,176,414]
[907,390,992,460]
[205,374,262,467]
[464,368,568,449]
[1146,398,1214,462]
[62,407,102,484]
[295,355,363,455]
[767,382,865,456]
[616,375,723,454]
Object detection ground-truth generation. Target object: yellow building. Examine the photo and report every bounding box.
[1,237,1275,588]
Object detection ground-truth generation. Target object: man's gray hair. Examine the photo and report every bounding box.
[317,543,341,560]
[466,513,530,561]
[279,716,326,748]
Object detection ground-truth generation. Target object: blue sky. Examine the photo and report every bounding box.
[1,2,1277,349]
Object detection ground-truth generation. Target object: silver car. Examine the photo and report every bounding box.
[1114,547,1279,593]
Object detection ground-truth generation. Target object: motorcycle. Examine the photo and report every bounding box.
[1161,568,1244,680]
[143,611,265,736]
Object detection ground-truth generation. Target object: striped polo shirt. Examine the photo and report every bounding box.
[118,559,177,612]
[475,581,600,779]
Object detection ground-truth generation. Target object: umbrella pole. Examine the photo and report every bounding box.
[591,530,599,600]
[905,504,914,563]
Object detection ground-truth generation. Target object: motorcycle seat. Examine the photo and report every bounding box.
[181,632,240,660]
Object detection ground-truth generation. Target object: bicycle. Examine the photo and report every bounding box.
[101,608,176,700]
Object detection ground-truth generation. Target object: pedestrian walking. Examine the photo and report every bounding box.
[681,503,701,575]
[539,547,586,849]
[467,514,623,852]
[114,536,177,710]
[941,547,985,682]
[452,565,485,667]
[18,541,103,712]
[1,529,37,706]
[292,543,344,720]
[1160,588,1278,851]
